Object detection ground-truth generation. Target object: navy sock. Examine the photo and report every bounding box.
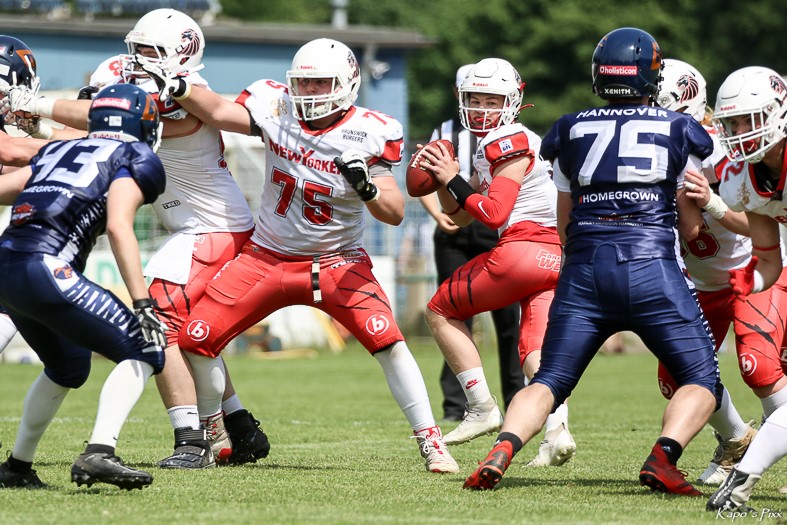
[496,432,523,454]
[84,443,115,456]
[7,455,33,473]
[656,437,683,464]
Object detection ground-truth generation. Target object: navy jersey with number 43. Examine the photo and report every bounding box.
[0,138,165,271]
[541,104,712,262]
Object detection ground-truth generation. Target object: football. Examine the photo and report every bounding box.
[405,139,455,197]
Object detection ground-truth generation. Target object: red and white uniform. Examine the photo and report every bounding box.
[239,79,402,255]
[89,56,254,345]
[659,131,787,395]
[178,80,407,357]
[428,123,562,365]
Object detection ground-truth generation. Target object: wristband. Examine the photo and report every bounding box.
[35,97,56,119]
[361,184,380,202]
[172,79,192,100]
[703,193,728,220]
[752,243,781,251]
[445,175,475,208]
[753,270,764,294]
[132,298,153,309]
[31,122,53,140]
[444,205,461,216]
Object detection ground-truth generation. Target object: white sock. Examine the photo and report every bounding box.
[738,405,787,475]
[0,314,17,355]
[185,353,226,418]
[456,367,493,407]
[222,394,244,416]
[761,385,787,419]
[374,341,435,432]
[89,360,153,447]
[12,372,69,462]
[545,403,569,434]
[167,405,200,430]
[708,387,749,441]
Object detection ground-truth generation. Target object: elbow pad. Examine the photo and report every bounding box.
[463,176,521,229]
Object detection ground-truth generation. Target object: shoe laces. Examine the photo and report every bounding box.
[412,433,446,455]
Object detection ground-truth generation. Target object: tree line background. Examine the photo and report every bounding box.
[219,0,787,141]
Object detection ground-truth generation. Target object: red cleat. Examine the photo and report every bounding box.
[639,445,702,496]
[463,441,514,490]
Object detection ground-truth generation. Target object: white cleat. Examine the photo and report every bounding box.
[526,423,576,467]
[698,423,757,485]
[443,400,504,445]
[415,429,460,474]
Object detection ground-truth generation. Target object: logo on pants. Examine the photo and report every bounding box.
[365,314,389,335]
[740,353,758,376]
[186,320,210,342]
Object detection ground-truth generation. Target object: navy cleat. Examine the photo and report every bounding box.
[158,427,215,469]
[0,460,46,489]
[71,452,152,490]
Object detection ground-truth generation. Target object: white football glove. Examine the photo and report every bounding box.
[135,56,191,102]
[9,85,55,119]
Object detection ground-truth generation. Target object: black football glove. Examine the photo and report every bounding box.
[76,85,99,100]
[334,150,379,202]
[132,298,168,348]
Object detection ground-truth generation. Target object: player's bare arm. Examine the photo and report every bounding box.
[106,177,149,301]
[0,165,32,203]
[676,183,703,241]
[365,171,404,225]
[0,132,48,166]
[747,212,783,290]
[170,84,252,136]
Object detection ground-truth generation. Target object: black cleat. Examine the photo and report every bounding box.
[71,452,152,490]
[158,427,215,469]
[225,410,270,464]
[0,460,46,489]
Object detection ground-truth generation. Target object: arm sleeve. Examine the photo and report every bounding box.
[463,176,521,229]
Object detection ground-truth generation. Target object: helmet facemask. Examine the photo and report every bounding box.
[713,67,787,163]
[287,73,356,121]
[457,58,524,133]
[714,104,787,163]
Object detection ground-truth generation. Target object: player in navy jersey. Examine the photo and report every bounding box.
[464,27,723,496]
[0,84,168,490]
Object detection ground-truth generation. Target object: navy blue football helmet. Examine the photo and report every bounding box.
[87,84,161,149]
[0,35,37,89]
[591,27,662,100]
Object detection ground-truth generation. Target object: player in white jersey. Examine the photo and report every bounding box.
[704,66,787,511]
[655,59,771,486]
[137,37,459,474]
[5,9,269,468]
[415,58,573,465]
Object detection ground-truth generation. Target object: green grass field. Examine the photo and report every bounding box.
[0,341,785,525]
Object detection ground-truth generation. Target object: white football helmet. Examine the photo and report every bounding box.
[713,66,787,163]
[458,58,524,133]
[656,59,707,122]
[121,9,205,79]
[286,38,361,121]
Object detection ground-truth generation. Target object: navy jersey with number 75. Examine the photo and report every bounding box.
[541,103,712,262]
